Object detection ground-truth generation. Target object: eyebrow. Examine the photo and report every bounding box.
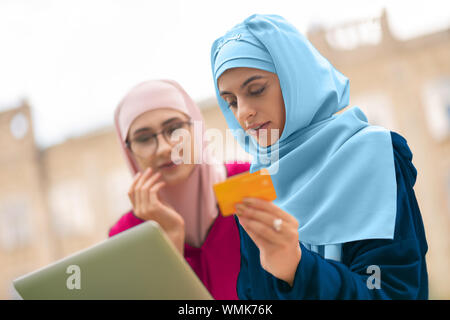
[219,75,265,95]
[131,117,182,137]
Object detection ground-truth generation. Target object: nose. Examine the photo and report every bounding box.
[155,133,172,155]
[236,99,256,126]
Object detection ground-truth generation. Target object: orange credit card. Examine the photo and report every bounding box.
[213,168,277,217]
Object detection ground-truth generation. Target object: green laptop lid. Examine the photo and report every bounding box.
[13,221,213,300]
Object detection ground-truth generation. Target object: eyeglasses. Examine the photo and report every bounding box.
[126,120,192,157]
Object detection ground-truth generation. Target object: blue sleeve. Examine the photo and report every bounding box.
[236,132,428,300]
[235,219,252,300]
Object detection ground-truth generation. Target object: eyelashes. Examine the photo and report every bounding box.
[249,86,265,95]
[226,86,266,109]
[227,101,237,108]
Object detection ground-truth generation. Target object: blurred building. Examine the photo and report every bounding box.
[0,11,449,299]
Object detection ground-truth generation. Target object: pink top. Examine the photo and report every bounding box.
[108,162,251,300]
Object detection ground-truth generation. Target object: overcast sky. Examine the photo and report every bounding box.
[1,0,449,148]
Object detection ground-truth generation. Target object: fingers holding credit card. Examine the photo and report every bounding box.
[213,168,277,217]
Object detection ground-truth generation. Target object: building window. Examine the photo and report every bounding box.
[9,112,29,140]
[422,77,450,141]
[0,195,32,251]
[350,92,396,130]
[325,18,382,50]
[48,181,94,236]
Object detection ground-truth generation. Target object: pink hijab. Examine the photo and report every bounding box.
[114,79,226,248]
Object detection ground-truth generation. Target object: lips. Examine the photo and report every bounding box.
[246,121,270,136]
[158,161,177,169]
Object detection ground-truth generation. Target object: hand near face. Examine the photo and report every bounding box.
[128,167,185,254]
[235,198,301,286]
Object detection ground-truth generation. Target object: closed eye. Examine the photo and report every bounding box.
[227,100,237,109]
[165,122,186,134]
[134,133,155,143]
[221,95,237,109]
[249,86,265,95]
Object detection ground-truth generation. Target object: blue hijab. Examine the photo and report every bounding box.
[210,14,397,247]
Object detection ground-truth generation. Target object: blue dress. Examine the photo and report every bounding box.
[235,131,429,299]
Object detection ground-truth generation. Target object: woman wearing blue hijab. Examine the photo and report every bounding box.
[210,14,428,299]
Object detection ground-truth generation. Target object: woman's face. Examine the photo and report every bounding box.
[127,108,196,186]
[217,67,286,147]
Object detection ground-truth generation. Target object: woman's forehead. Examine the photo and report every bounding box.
[129,108,188,132]
[218,67,274,90]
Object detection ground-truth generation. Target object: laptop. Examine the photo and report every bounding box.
[13,220,213,300]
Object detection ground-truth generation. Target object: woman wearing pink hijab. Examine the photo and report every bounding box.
[108,79,249,300]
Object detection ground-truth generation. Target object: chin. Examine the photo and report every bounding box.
[162,175,184,186]
[160,164,193,186]
[255,127,282,148]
